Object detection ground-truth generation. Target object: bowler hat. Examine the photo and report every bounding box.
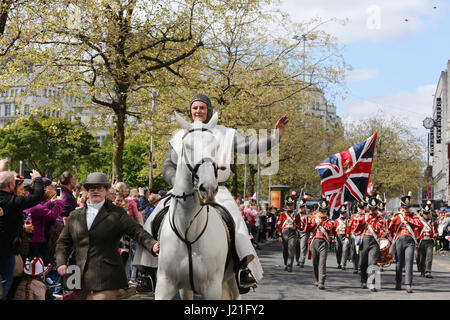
[83,172,111,189]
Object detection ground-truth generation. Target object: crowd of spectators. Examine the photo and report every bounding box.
[0,159,165,300]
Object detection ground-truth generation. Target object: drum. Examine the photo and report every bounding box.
[378,238,394,267]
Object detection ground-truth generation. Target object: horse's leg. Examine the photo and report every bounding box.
[202,280,222,300]
[155,274,178,300]
[179,289,194,300]
[222,266,241,300]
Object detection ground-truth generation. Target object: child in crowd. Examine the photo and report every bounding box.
[13,257,50,300]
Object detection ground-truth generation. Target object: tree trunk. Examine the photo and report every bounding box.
[112,108,126,182]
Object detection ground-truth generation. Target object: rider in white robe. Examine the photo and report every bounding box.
[133,94,288,288]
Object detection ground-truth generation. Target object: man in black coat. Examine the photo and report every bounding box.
[56,172,160,300]
[0,170,44,299]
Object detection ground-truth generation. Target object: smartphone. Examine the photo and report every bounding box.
[56,187,61,197]
[24,170,32,179]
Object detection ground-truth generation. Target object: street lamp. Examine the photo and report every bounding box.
[293,33,316,83]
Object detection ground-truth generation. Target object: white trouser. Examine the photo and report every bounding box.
[132,186,263,282]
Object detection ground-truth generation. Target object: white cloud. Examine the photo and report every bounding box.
[345,68,379,82]
[340,84,435,136]
[280,0,445,44]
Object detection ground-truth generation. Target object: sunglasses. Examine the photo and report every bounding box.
[87,185,106,191]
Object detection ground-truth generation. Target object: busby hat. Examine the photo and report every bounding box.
[422,201,432,213]
[377,201,386,211]
[286,196,295,206]
[400,193,411,208]
[339,202,347,214]
[368,196,379,210]
[363,195,370,205]
[357,200,365,209]
[318,196,329,212]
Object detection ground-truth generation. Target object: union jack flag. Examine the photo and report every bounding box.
[315,131,378,219]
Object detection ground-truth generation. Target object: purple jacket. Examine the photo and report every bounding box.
[25,200,64,243]
[56,185,78,224]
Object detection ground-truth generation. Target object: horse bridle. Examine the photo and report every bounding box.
[168,126,219,293]
[181,127,218,188]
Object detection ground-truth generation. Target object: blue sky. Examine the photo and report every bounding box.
[281,0,450,136]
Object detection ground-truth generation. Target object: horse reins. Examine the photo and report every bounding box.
[167,126,219,293]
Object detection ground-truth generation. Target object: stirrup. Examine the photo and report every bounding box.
[237,268,257,292]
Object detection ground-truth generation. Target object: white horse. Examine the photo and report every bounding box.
[155,111,240,300]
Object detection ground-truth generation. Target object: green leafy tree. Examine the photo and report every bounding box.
[0,114,100,178]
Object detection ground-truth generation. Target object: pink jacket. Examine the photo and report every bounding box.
[126,197,143,226]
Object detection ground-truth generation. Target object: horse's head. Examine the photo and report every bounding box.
[175,111,220,205]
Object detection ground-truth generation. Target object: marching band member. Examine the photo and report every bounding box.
[388,194,423,293]
[346,201,366,274]
[277,196,301,272]
[304,197,336,289]
[416,202,439,278]
[334,203,350,270]
[355,196,384,291]
[296,196,309,268]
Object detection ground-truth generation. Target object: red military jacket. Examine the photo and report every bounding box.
[297,213,308,231]
[345,213,365,237]
[334,217,349,235]
[277,211,301,234]
[388,213,423,241]
[353,213,384,239]
[417,218,439,241]
[377,214,389,237]
[304,216,336,243]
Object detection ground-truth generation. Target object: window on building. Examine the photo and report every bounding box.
[24,105,30,115]
[5,104,11,116]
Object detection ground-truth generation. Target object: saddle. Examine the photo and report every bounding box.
[151,198,239,270]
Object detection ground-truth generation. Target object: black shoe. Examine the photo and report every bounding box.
[284,265,288,271]
[395,283,401,290]
[420,272,425,277]
[238,268,257,289]
[136,276,154,293]
[287,266,293,272]
[353,270,358,274]
[342,266,346,270]
[297,261,300,266]
[425,273,433,279]
[299,263,304,268]
[318,283,325,290]
[361,283,367,289]
[337,265,342,269]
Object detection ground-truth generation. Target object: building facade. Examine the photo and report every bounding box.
[0,85,110,143]
[431,60,450,207]
[299,88,342,127]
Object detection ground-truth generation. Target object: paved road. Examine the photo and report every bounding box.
[125,240,450,300]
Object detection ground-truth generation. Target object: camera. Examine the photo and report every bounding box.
[23,170,33,185]
[56,187,62,197]
[24,170,32,179]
